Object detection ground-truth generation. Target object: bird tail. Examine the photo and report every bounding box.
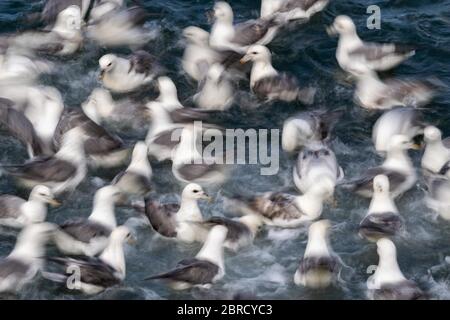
[144,270,175,281]
[297,87,317,105]
[394,44,416,56]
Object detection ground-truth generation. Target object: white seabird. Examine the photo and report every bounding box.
[424,172,450,220]
[87,6,155,49]
[194,63,234,111]
[182,26,221,82]
[172,125,227,185]
[340,135,418,198]
[421,126,450,175]
[240,45,315,103]
[53,185,122,256]
[327,15,415,75]
[45,225,135,295]
[294,219,340,288]
[229,178,335,228]
[261,0,329,23]
[194,214,264,252]
[99,50,161,93]
[359,175,404,241]
[31,0,93,26]
[145,225,228,290]
[293,141,344,194]
[282,109,343,153]
[372,107,424,154]
[353,68,435,110]
[81,87,149,130]
[7,5,83,56]
[144,183,211,243]
[209,1,278,54]
[1,127,88,195]
[0,185,59,228]
[112,141,152,196]
[0,223,56,293]
[367,238,424,300]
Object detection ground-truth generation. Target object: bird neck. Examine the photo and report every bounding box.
[127,155,152,178]
[89,198,117,229]
[383,149,413,173]
[304,231,330,257]
[196,234,224,270]
[371,254,406,288]
[100,238,126,279]
[296,192,324,219]
[368,192,398,215]
[251,60,278,87]
[56,137,86,165]
[338,30,363,51]
[20,200,47,225]
[177,197,202,222]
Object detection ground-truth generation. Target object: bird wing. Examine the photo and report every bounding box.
[233,19,271,46]
[128,50,157,76]
[144,198,179,238]
[0,195,25,219]
[0,258,30,280]
[59,219,112,243]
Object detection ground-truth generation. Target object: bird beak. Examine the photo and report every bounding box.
[48,198,61,207]
[206,9,215,24]
[410,142,422,150]
[326,25,337,36]
[202,193,213,203]
[98,69,105,80]
[240,54,251,64]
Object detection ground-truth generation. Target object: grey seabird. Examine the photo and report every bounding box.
[99,50,162,93]
[112,141,152,196]
[421,126,450,175]
[339,135,417,198]
[53,108,129,168]
[328,15,415,75]
[53,185,121,256]
[228,178,334,228]
[145,225,228,290]
[294,220,340,288]
[0,185,59,228]
[144,183,211,243]
[240,45,315,104]
[293,141,344,194]
[359,175,404,242]
[194,214,264,251]
[1,127,88,195]
[282,109,343,153]
[44,226,135,295]
[0,98,45,158]
[372,107,425,154]
[0,223,56,293]
[367,238,424,300]
[261,0,329,23]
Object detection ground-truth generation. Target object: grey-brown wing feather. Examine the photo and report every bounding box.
[0,258,30,279]
[298,256,339,274]
[253,74,299,101]
[374,280,424,300]
[233,19,272,46]
[59,219,112,243]
[202,216,250,242]
[359,212,403,238]
[349,43,414,61]
[0,195,25,219]
[248,192,302,220]
[144,198,179,237]
[176,163,222,181]
[128,50,157,76]
[347,167,406,194]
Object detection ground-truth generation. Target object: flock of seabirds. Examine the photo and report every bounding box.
[0,0,447,300]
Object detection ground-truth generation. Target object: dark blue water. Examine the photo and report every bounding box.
[0,0,450,299]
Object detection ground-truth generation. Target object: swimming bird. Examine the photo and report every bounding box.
[240,45,315,104]
[182,26,221,82]
[0,185,59,228]
[261,0,329,23]
[0,223,56,293]
[229,178,335,228]
[367,238,424,300]
[372,107,424,154]
[87,6,155,49]
[194,63,234,111]
[53,108,129,168]
[340,135,417,198]
[99,50,161,93]
[353,69,435,110]
[1,127,88,195]
[112,142,152,196]
[327,15,415,75]
[359,175,404,241]
[45,226,135,295]
[7,6,83,56]
[194,214,264,251]
[209,2,278,54]
[282,109,343,153]
[294,219,340,288]
[293,141,344,194]
[53,185,122,256]
[144,183,211,243]
[172,125,227,185]
[421,126,450,175]
[424,172,450,220]
[81,87,149,130]
[145,225,228,290]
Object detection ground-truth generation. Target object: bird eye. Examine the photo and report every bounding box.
[252,52,257,54]
[107,62,112,67]
[193,190,199,193]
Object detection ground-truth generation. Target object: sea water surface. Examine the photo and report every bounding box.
[0,0,450,300]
